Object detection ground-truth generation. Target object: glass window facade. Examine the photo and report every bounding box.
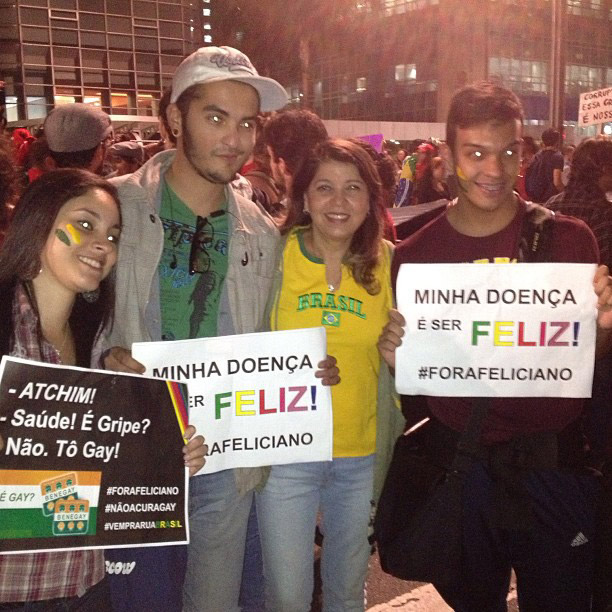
[1,0,204,120]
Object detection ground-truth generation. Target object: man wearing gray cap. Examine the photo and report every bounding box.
[100,46,291,611]
[44,103,112,173]
[108,141,145,176]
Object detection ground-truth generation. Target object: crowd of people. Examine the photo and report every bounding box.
[0,43,611,612]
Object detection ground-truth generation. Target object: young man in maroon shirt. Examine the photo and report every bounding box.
[378,82,612,611]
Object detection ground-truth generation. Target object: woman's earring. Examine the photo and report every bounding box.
[172,128,179,137]
[81,289,100,303]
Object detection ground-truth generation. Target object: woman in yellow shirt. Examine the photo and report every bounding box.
[257,139,394,611]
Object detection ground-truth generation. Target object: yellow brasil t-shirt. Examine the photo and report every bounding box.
[271,229,392,457]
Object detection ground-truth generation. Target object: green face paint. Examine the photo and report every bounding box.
[66,223,81,244]
[55,229,71,246]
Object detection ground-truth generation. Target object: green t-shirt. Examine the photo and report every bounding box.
[158,181,229,340]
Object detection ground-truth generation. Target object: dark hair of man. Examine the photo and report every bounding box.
[49,146,98,169]
[263,109,328,175]
[286,138,385,295]
[0,169,121,366]
[446,81,524,155]
[564,138,612,200]
[522,136,539,157]
[174,84,210,136]
[159,88,175,146]
[541,128,561,148]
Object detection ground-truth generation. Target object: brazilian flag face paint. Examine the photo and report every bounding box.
[56,224,82,247]
[66,223,82,244]
[456,165,469,194]
[55,229,71,246]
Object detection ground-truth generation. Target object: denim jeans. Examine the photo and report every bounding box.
[183,469,253,612]
[256,455,374,612]
[239,499,266,612]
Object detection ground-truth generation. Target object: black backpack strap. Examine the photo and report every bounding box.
[518,201,555,263]
[451,397,490,473]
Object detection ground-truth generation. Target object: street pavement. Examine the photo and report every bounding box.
[311,539,519,611]
[365,552,519,611]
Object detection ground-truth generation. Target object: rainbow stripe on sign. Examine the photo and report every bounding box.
[0,470,100,539]
[166,380,188,437]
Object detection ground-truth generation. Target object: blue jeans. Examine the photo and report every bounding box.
[183,469,253,612]
[256,456,374,612]
[239,499,266,611]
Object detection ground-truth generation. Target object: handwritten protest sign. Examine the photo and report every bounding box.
[133,328,333,473]
[578,86,612,128]
[395,263,597,397]
[0,357,189,554]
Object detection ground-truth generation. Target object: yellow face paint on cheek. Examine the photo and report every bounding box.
[455,166,469,194]
[66,224,81,244]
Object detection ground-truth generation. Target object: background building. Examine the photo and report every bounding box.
[220,0,611,133]
[1,0,610,134]
[0,0,215,123]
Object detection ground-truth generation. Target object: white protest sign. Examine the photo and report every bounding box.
[578,86,612,127]
[132,328,332,473]
[395,263,597,397]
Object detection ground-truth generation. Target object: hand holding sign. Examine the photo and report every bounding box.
[377,309,406,372]
[594,265,612,327]
[182,425,207,477]
[104,347,146,375]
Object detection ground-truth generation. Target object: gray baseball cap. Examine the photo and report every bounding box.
[109,141,144,164]
[171,46,288,112]
[44,104,112,153]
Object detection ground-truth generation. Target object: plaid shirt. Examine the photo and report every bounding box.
[0,283,105,603]
[547,190,612,270]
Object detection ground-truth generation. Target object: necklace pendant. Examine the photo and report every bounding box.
[328,283,335,292]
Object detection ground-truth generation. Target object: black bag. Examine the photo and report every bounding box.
[373,400,489,587]
[373,419,464,586]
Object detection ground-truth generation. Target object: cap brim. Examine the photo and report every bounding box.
[231,75,289,112]
[173,74,288,112]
